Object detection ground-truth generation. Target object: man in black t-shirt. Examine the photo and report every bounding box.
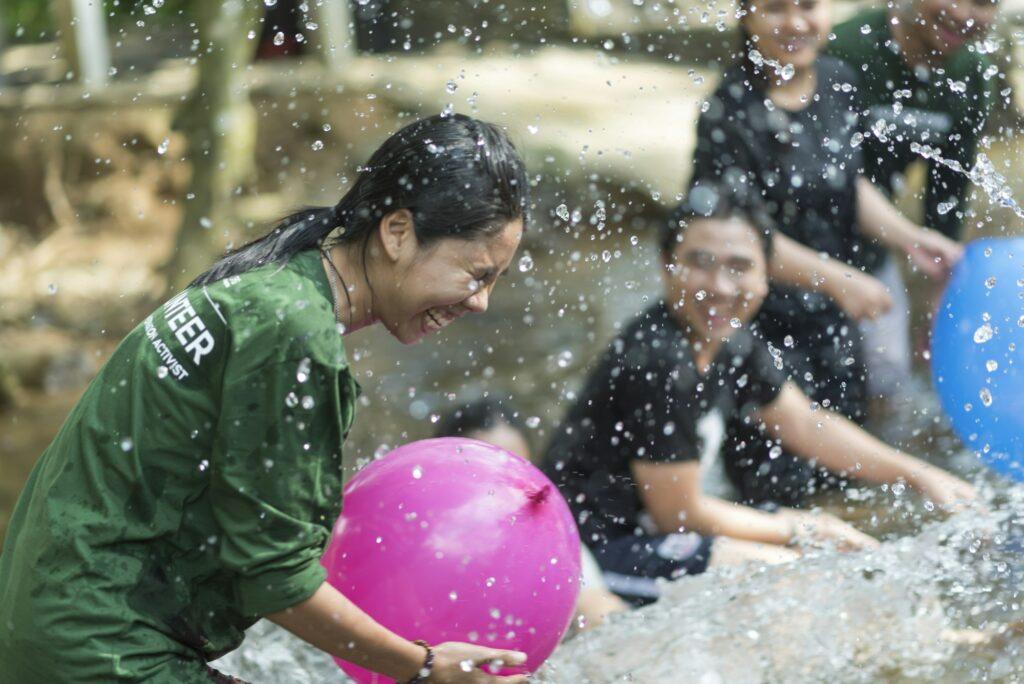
[543,184,978,606]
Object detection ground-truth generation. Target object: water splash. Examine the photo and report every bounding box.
[212,498,1024,683]
[909,143,1024,221]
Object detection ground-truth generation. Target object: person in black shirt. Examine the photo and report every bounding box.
[543,184,977,606]
[690,0,963,506]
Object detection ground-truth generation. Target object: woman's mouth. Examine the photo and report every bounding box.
[422,307,453,335]
[936,22,970,49]
[780,37,814,53]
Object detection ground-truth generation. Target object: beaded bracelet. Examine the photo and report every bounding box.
[404,640,435,684]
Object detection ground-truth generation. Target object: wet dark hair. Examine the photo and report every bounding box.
[433,398,525,439]
[661,181,775,261]
[191,113,530,287]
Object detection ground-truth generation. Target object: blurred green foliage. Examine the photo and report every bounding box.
[3,0,199,44]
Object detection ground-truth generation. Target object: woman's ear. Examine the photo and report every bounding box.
[377,209,417,263]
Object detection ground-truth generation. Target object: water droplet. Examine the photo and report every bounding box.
[980,388,993,407]
[412,466,423,480]
[285,392,299,408]
[525,416,541,429]
[985,277,997,289]
[300,395,315,410]
[156,365,169,379]
[449,591,458,601]
[47,283,58,294]
[663,422,676,436]
[779,63,795,81]
[273,31,285,46]
[729,317,742,329]
[264,0,277,6]
[485,576,496,587]
[555,204,570,221]
[527,124,539,135]
[973,323,994,344]
[120,437,134,452]
[695,290,707,301]
[630,235,639,246]
[518,253,534,272]
[445,80,458,94]
[311,139,324,151]
[198,459,209,472]
[460,660,474,672]
[986,359,999,372]
[783,335,794,347]
[157,138,169,155]
[296,358,311,383]
[769,445,783,460]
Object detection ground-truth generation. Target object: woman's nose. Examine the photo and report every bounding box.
[950,3,971,26]
[464,287,490,314]
[787,12,810,33]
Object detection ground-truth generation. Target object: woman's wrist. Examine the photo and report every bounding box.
[386,638,433,683]
[403,641,435,684]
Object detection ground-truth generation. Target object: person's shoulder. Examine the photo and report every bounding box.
[830,6,888,48]
[712,63,756,102]
[203,253,345,368]
[947,46,996,96]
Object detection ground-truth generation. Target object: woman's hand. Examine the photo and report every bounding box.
[428,642,529,683]
[823,267,893,321]
[909,467,980,513]
[903,228,964,280]
[780,510,880,552]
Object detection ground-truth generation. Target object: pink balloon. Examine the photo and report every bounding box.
[321,437,581,683]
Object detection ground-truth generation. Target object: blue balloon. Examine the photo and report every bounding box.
[932,237,1024,480]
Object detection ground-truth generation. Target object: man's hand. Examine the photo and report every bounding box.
[903,228,964,279]
[779,509,880,552]
[824,267,893,321]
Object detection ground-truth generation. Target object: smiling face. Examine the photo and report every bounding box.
[661,216,769,343]
[908,0,998,55]
[742,0,831,70]
[372,212,523,345]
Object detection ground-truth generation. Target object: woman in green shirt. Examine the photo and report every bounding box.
[0,114,531,683]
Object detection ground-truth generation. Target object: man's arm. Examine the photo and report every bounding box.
[770,232,892,321]
[631,459,794,544]
[856,177,963,279]
[757,382,978,508]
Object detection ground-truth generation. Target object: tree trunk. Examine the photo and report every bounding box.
[51,0,111,87]
[164,0,260,293]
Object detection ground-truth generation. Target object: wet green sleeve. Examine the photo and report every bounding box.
[210,354,345,617]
